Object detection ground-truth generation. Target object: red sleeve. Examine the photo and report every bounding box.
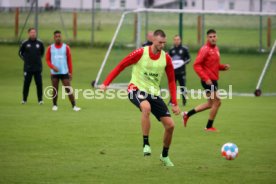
[66,46,73,75]
[103,48,144,86]
[219,64,226,70]
[45,46,55,69]
[193,46,210,82]
[165,53,177,105]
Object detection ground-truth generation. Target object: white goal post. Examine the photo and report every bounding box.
[254,39,276,96]
[93,8,276,92]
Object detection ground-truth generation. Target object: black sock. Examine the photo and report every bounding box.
[143,135,149,147]
[206,119,214,128]
[182,95,186,105]
[187,109,196,117]
[162,147,169,157]
[71,101,76,107]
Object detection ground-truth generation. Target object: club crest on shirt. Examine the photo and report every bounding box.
[36,44,40,48]
[179,49,183,54]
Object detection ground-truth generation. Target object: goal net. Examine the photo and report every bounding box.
[94,8,276,95]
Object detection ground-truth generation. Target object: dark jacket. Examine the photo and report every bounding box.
[19,39,45,72]
[142,40,153,47]
[169,45,191,75]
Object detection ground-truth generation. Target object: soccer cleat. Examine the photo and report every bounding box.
[21,100,26,104]
[52,105,58,111]
[205,127,218,132]
[160,154,174,167]
[182,111,189,127]
[38,101,44,105]
[73,106,81,112]
[143,145,151,156]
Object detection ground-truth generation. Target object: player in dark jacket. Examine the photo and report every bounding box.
[142,31,153,47]
[19,28,45,104]
[169,35,191,106]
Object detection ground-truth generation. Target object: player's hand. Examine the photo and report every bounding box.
[206,79,213,85]
[224,64,230,70]
[53,66,59,72]
[99,84,107,91]
[172,105,180,115]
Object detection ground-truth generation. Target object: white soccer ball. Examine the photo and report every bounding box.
[221,143,238,160]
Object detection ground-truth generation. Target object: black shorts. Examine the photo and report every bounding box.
[51,74,70,80]
[128,90,171,121]
[201,80,218,93]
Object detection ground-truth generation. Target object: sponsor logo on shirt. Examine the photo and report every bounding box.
[144,72,159,82]
[138,94,145,99]
[54,55,64,59]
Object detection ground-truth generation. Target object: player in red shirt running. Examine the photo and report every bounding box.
[100,30,180,166]
[183,29,230,132]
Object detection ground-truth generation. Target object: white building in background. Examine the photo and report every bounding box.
[0,0,55,8]
[0,0,276,12]
[60,0,139,10]
[0,0,140,10]
[154,0,276,12]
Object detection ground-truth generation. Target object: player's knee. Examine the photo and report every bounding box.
[165,121,175,132]
[167,125,174,133]
[141,106,151,116]
[214,99,221,107]
[207,101,212,108]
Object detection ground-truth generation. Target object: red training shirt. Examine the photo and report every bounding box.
[193,41,226,82]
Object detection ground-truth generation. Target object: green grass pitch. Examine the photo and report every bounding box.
[0,45,276,183]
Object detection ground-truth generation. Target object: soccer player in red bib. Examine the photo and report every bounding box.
[182,29,230,132]
[100,29,180,166]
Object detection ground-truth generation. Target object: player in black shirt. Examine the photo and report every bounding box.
[142,31,153,47]
[168,35,191,106]
[19,28,45,104]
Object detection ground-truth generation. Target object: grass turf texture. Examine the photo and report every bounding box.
[0,45,276,183]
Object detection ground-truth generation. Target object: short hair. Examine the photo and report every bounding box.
[54,30,61,35]
[28,27,36,33]
[174,34,182,39]
[153,29,166,37]
[207,29,216,35]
